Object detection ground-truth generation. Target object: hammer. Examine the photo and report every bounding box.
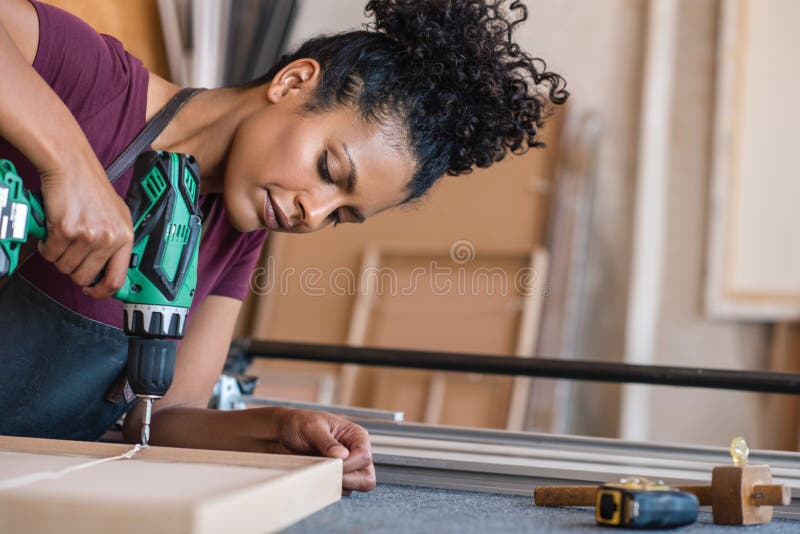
[533,437,792,526]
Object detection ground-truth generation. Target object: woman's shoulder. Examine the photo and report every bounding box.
[24,1,149,129]
[0,0,40,64]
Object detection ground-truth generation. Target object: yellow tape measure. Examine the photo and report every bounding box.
[596,477,699,529]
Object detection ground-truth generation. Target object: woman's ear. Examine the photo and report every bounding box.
[266,58,321,104]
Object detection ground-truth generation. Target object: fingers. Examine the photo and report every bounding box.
[37,233,70,265]
[333,420,376,492]
[42,227,130,298]
[277,409,376,494]
[342,463,376,493]
[304,420,350,460]
[83,239,131,299]
[343,443,372,473]
[52,239,96,284]
[336,424,373,473]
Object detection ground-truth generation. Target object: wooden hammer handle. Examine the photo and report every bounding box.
[752,484,792,506]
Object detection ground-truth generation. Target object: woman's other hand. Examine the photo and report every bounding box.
[38,152,133,299]
[272,408,376,495]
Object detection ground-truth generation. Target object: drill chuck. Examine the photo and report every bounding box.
[126,337,177,398]
[127,338,176,446]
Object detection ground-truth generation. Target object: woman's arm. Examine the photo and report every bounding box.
[122,295,376,493]
[0,0,132,298]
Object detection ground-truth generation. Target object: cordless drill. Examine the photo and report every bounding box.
[0,152,202,445]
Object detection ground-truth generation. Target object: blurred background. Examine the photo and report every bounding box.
[49,0,798,450]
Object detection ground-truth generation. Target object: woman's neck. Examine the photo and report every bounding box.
[146,75,262,194]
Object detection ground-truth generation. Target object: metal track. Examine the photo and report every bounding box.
[364,421,800,520]
[242,397,404,422]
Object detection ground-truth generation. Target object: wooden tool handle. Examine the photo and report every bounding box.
[534,486,597,506]
[676,486,713,506]
[752,484,792,506]
[534,484,715,507]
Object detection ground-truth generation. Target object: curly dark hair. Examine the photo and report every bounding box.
[249,0,568,202]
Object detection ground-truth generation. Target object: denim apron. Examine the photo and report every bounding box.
[0,274,133,440]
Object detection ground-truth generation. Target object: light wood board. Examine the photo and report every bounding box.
[0,436,342,534]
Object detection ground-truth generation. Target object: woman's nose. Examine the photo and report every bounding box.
[295,189,341,230]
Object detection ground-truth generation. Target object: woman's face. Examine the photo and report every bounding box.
[222,60,416,233]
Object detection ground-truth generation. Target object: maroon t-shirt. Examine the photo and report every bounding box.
[0,1,268,328]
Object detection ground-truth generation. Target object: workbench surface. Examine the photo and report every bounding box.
[285,484,797,533]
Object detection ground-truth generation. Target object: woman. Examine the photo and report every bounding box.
[0,0,567,493]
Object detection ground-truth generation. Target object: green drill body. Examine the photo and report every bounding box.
[0,152,202,445]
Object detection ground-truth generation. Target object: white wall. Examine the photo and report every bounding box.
[515,0,646,437]
[646,0,771,449]
[285,0,367,50]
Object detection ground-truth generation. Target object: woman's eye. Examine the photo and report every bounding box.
[319,150,334,185]
[330,210,341,227]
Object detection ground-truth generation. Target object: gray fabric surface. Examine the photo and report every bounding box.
[285,484,798,533]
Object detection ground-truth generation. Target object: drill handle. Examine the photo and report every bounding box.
[25,190,46,241]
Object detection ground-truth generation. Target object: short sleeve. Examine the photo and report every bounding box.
[209,230,269,301]
[30,0,144,123]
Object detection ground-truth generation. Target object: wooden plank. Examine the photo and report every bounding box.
[339,246,382,405]
[506,249,549,430]
[0,437,341,534]
[767,322,800,450]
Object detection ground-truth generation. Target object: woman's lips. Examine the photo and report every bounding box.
[262,189,280,230]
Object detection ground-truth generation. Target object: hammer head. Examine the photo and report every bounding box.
[711,465,773,525]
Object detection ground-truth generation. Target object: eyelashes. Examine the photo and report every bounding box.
[318,149,334,185]
[318,149,340,226]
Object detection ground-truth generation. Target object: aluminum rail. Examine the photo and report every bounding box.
[232,338,800,395]
[242,397,404,422]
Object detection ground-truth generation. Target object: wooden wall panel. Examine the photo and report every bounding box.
[339,246,543,429]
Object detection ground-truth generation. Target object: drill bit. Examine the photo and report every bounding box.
[140,397,153,446]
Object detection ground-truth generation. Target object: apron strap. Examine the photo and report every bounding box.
[105,87,205,183]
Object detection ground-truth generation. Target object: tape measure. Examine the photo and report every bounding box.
[596,478,699,529]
